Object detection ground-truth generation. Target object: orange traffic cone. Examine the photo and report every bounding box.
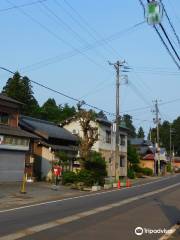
[118,180,121,189]
[126,179,131,187]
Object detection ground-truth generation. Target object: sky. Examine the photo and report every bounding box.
[0,0,180,137]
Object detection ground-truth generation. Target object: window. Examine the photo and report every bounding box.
[0,112,9,125]
[120,134,126,146]
[120,156,126,167]
[106,130,111,144]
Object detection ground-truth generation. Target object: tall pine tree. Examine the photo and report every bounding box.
[137,126,145,138]
[2,72,39,116]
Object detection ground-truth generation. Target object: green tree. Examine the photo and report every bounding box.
[172,117,180,155]
[137,126,145,138]
[39,100,76,123]
[2,72,39,116]
[127,142,140,171]
[39,98,61,123]
[122,114,136,137]
[149,120,170,152]
[60,103,76,122]
[84,151,107,185]
[96,110,108,120]
[77,109,98,167]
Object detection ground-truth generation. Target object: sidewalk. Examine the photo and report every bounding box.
[0,182,86,211]
[0,175,175,211]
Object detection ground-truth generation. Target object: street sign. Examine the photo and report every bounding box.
[146,1,163,25]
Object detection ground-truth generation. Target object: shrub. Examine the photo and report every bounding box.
[141,167,153,176]
[62,171,77,184]
[132,164,142,173]
[166,163,172,173]
[128,168,135,179]
[77,169,94,186]
[84,151,107,185]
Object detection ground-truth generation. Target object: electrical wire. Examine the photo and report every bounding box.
[0,0,47,12]
[138,0,180,70]
[62,0,120,58]
[153,25,180,69]
[0,66,115,116]
[159,23,180,62]
[39,1,109,63]
[6,0,110,74]
[159,0,180,47]
[19,21,144,73]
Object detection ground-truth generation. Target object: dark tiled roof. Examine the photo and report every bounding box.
[38,140,78,152]
[130,138,152,146]
[143,154,154,160]
[0,125,38,138]
[0,94,22,105]
[20,116,78,142]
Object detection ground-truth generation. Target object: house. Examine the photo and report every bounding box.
[130,138,154,157]
[131,138,168,175]
[62,117,129,178]
[0,94,36,182]
[19,116,78,181]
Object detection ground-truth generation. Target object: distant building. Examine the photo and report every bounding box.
[129,138,154,157]
[0,94,36,182]
[20,116,78,181]
[62,117,129,178]
[130,137,168,175]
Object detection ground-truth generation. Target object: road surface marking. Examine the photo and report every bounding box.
[0,182,179,240]
[0,174,178,214]
[159,224,180,240]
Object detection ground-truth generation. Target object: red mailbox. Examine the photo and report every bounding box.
[53,166,62,177]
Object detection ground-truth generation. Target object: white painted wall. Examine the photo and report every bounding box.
[64,120,127,153]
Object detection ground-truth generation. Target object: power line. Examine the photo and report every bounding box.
[62,0,120,58]
[159,23,180,62]
[159,0,180,47]
[39,1,109,62]
[6,0,110,74]
[153,25,180,69]
[54,0,117,59]
[0,0,47,12]
[0,66,115,116]
[19,21,144,73]
[138,0,180,70]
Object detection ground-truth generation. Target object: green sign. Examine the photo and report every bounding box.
[146,1,163,25]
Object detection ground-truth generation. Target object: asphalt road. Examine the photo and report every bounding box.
[0,174,180,240]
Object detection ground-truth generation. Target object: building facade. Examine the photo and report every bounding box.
[63,118,128,178]
[0,94,36,182]
[20,116,78,181]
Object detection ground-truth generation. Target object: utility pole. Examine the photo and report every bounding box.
[170,123,172,170]
[153,100,161,175]
[109,60,125,181]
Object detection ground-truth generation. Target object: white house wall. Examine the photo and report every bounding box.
[64,120,128,177]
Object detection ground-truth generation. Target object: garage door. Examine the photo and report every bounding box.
[0,150,25,182]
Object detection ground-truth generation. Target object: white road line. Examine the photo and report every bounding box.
[159,224,180,240]
[0,174,178,214]
[0,182,179,240]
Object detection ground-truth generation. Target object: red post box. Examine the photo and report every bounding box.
[53,165,62,177]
